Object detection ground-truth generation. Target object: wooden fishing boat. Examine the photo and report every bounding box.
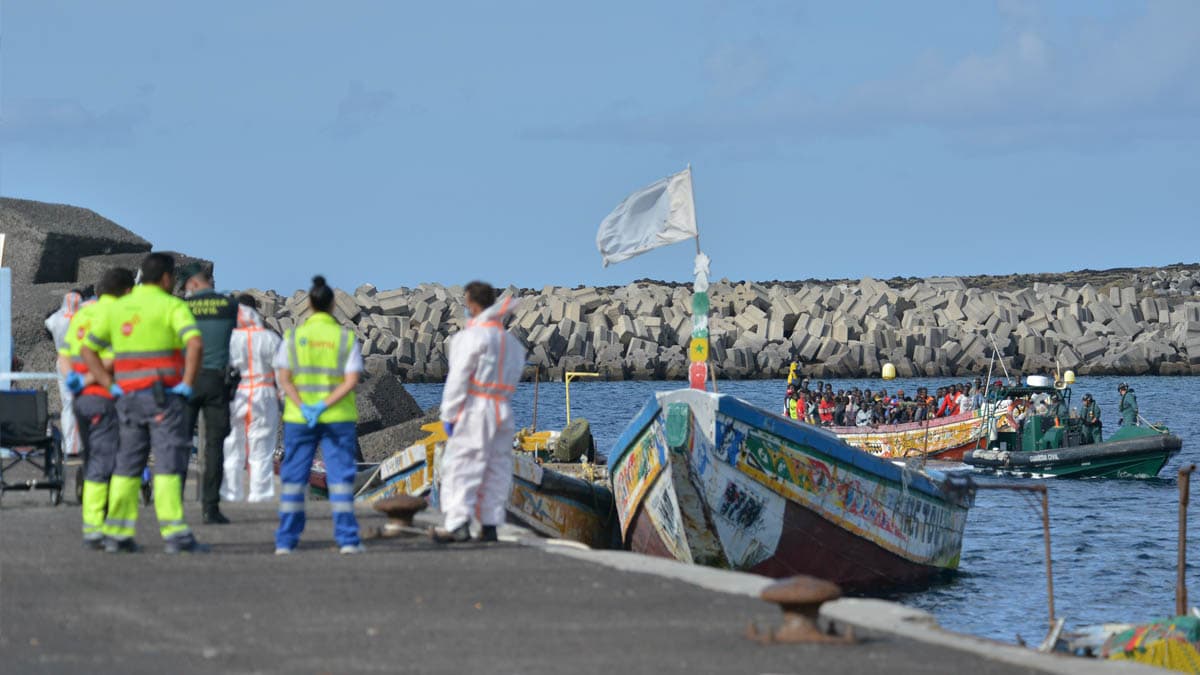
[963,381,1182,479]
[354,422,442,505]
[608,388,975,592]
[354,419,618,548]
[509,453,618,549]
[828,411,984,461]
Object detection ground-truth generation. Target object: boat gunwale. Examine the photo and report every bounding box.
[717,395,966,505]
[965,432,1183,467]
[510,474,614,519]
[605,394,663,474]
[826,409,980,436]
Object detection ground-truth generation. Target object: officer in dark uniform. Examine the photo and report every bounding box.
[179,263,238,524]
[1080,393,1102,444]
[1118,382,1139,428]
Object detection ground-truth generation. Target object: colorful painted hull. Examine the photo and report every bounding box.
[355,441,437,505]
[609,389,975,592]
[828,411,984,461]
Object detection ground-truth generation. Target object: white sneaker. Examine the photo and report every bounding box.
[339,544,365,555]
[274,547,293,556]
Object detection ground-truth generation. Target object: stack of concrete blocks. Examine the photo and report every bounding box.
[8,196,1200,389]
[238,265,1200,382]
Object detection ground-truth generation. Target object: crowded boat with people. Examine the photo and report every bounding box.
[778,370,1182,478]
[780,375,994,460]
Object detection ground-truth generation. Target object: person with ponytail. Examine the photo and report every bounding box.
[272,276,364,554]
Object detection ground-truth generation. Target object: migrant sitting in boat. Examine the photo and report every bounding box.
[780,379,985,428]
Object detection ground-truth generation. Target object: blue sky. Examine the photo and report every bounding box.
[2,1,1197,293]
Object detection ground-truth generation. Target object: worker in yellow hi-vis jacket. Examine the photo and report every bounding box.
[82,253,207,555]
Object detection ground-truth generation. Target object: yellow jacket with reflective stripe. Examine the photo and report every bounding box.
[66,297,110,361]
[66,296,116,397]
[282,313,357,424]
[85,284,201,392]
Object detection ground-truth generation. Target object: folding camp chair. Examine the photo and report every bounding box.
[0,388,65,505]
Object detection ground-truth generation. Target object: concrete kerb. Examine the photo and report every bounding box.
[409,508,774,598]
[419,505,1163,675]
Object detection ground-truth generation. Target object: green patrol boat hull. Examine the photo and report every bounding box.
[963,426,1182,479]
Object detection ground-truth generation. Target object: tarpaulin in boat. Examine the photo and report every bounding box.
[1102,616,1200,673]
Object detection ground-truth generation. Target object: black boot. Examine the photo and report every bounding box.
[478,526,498,542]
[203,509,230,525]
[164,533,211,555]
[430,524,470,544]
[104,537,141,554]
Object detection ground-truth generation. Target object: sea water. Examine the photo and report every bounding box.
[406,374,1199,643]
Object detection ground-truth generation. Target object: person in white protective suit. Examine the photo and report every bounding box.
[45,290,88,457]
[220,297,283,502]
[432,282,526,544]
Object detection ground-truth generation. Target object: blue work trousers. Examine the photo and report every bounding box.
[275,422,360,549]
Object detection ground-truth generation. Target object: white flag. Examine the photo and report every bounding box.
[596,167,697,267]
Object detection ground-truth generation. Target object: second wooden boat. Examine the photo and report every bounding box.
[354,420,618,548]
[828,410,984,461]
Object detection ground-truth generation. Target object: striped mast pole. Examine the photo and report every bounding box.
[685,165,713,392]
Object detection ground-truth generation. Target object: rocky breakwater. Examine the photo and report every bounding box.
[238,264,1200,383]
[7,197,1199,388]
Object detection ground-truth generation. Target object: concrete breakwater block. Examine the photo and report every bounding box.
[358,408,440,465]
[355,360,423,436]
[1,198,151,285]
[75,251,212,288]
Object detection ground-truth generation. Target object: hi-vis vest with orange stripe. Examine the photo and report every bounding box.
[84,284,200,393]
[282,313,357,425]
[65,295,112,398]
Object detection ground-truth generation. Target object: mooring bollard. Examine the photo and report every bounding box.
[746,575,855,644]
[370,494,428,538]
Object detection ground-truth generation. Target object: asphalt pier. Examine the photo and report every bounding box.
[0,493,1150,675]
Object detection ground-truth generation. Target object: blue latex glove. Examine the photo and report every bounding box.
[109,383,125,398]
[302,401,328,428]
[170,382,193,399]
[442,421,454,437]
[65,372,85,395]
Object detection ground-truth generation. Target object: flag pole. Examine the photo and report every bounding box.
[689,164,701,255]
[685,163,713,392]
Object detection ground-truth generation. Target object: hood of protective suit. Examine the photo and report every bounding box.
[467,293,520,328]
[236,304,265,329]
[60,291,84,317]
